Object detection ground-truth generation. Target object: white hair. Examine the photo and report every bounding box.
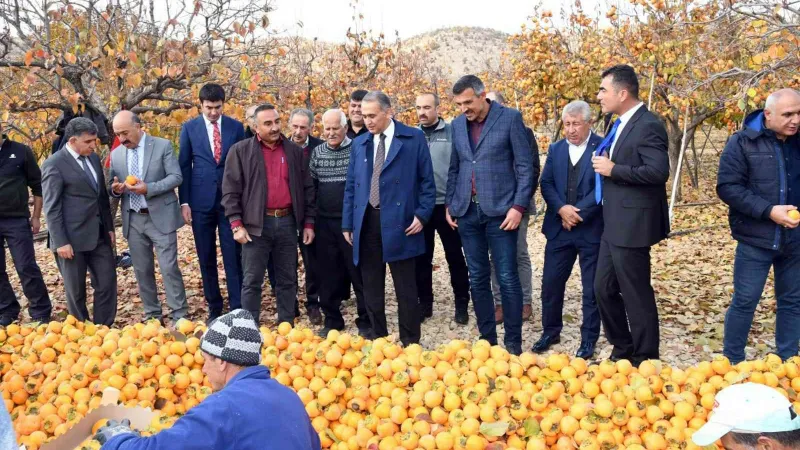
[562,101,591,122]
[322,108,347,127]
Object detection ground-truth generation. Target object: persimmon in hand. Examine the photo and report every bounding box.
[125,175,138,186]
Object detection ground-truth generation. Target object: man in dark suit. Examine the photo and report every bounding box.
[41,118,117,325]
[342,91,436,346]
[179,84,246,322]
[535,101,604,359]
[592,65,670,365]
[445,75,534,355]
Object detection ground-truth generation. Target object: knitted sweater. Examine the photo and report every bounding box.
[309,138,353,219]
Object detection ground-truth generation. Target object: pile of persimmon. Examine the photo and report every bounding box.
[3,317,799,450]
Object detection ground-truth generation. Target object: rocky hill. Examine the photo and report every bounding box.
[402,26,510,80]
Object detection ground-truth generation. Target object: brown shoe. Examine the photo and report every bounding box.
[495,306,503,324]
[522,304,532,321]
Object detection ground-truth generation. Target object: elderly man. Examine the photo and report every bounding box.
[414,92,471,325]
[222,104,315,325]
[0,130,51,325]
[692,383,800,450]
[486,91,540,324]
[41,118,117,325]
[288,108,324,324]
[717,88,800,363]
[593,65,670,365]
[96,310,321,450]
[535,101,603,358]
[310,109,372,338]
[244,104,258,139]
[346,89,369,139]
[446,75,534,355]
[109,111,188,323]
[343,91,435,346]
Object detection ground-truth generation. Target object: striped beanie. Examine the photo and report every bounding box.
[200,309,262,366]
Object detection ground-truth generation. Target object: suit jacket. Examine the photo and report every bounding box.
[41,149,113,252]
[342,120,436,265]
[602,106,670,247]
[108,134,184,239]
[446,101,534,217]
[178,115,245,213]
[540,134,604,242]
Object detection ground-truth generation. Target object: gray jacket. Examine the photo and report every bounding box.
[108,134,184,239]
[419,119,453,205]
[42,148,114,252]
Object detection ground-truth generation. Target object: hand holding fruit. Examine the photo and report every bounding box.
[128,177,148,196]
[95,418,138,444]
[769,205,800,228]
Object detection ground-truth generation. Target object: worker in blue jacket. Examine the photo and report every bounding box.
[96,310,320,450]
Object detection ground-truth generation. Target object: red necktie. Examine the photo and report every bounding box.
[212,121,222,164]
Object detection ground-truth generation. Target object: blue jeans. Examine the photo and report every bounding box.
[724,242,800,363]
[458,202,522,353]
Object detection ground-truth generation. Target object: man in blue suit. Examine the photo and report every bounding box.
[535,101,604,359]
[342,91,435,346]
[179,84,246,322]
[445,75,534,355]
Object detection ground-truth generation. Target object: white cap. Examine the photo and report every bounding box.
[693,383,800,446]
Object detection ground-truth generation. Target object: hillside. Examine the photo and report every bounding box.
[402,26,509,79]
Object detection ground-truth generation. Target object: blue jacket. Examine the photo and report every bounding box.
[445,101,534,218]
[178,115,245,213]
[717,110,800,250]
[342,120,436,265]
[540,134,604,243]
[102,366,320,450]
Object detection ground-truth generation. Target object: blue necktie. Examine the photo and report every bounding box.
[595,118,622,205]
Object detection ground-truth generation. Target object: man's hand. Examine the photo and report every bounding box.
[445,207,458,230]
[181,205,192,224]
[128,181,147,195]
[109,231,116,247]
[405,216,423,236]
[500,208,523,231]
[30,217,41,234]
[303,228,315,245]
[343,231,353,246]
[111,176,126,195]
[592,154,615,177]
[769,205,800,228]
[561,218,573,231]
[57,244,74,260]
[233,228,252,244]
[558,205,583,228]
[95,419,138,444]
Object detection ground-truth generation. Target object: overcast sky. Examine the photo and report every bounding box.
[268,0,603,42]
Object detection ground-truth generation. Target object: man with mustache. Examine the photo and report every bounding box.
[222,104,316,325]
[109,111,187,324]
[717,88,800,363]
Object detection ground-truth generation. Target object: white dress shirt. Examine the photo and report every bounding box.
[609,102,643,159]
[373,120,395,162]
[568,135,591,166]
[203,115,222,154]
[126,133,148,208]
[65,144,98,184]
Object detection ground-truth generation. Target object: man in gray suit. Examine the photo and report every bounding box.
[42,118,117,326]
[109,111,187,323]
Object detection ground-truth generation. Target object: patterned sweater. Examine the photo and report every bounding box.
[309,138,352,219]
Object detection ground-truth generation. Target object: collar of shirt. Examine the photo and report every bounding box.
[568,135,591,165]
[135,133,147,152]
[373,120,395,162]
[257,133,283,151]
[65,144,82,161]
[203,115,222,129]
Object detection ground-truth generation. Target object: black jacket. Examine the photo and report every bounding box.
[601,105,670,248]
[717,109,800,250]
[0,137,42,218]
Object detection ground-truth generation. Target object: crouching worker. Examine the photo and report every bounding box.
[95,309,321,450]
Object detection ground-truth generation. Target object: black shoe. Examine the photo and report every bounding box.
[575,341,597,359]
[420,306,433,323]
[308,306,323,326]
[507,345,522,356]
[317,327,334,338]
[207,309,222,324]
[0,316,14,327]
[358,327,376,340]
[531,335,561,353]
[454,308,469,325]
